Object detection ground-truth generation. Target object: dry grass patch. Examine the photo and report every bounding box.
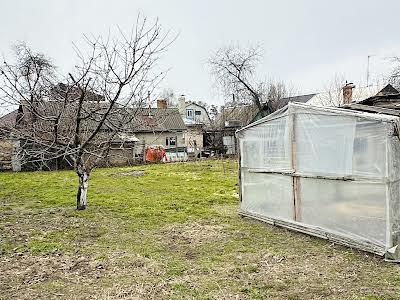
[161,222,227,248]
[0,251,167,300]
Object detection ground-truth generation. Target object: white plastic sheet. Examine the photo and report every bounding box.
[237,102,400,254]
[295,113,356,176]
[240,170,293,221]
[239,116,290,170]
[299,178,387,246]
[352,120,387,178]
[294,112,388,178]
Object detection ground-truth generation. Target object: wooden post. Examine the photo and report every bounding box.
[142,140,146,164]
[175,135,178,161]
[238,140,242,203]
[288,105,300,221]
[385,135,391,249]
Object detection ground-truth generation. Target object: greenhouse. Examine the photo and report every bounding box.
[237,102,400,259]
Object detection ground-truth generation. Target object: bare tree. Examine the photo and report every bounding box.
[310,74,383,107]
[159,88,176,106]
[388,56,400,91]
[309,73,346,107]
[0,16,172,210]
[209,45,295,115]
[209,45,267,111]
[265,79,299,112]
[207,104,219,121]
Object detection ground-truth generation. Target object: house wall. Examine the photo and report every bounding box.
[135,131,186,153]
[8,131,187,171]
[181,103,210,125]
[103,131,187,165]
[223,135,237,154]
[0,138,12,170]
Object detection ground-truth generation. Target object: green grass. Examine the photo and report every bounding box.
[0,159,399,299]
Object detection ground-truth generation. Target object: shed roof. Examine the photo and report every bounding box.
[357,93,400,107]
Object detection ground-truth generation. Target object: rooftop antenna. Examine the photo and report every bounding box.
[367,55,375,87]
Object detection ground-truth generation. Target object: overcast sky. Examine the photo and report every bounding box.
[0,0,399,105]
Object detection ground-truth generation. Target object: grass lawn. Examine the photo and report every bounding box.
[0,159,399,300]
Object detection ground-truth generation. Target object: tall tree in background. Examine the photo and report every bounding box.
[208,45,294,116]
[209,45,266,111]
[315,73,347,107]
[159,88,176,106]
[388,57,400,91]
[315,74,383,107]
[0,16,172,210]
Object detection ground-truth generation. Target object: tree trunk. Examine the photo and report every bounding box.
[76,172,89,210]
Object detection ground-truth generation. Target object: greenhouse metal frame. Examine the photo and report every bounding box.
[237,102,400,259]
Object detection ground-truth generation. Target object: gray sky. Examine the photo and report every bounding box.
[1,0,399,105]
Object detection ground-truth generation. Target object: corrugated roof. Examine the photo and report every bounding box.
[15,102,186,135]
[133,108,186,132]
[218,104,258,128]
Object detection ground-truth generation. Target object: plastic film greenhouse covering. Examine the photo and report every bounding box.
[237,102,400,259]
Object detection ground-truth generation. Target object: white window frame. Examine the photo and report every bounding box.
[186,109,194,119]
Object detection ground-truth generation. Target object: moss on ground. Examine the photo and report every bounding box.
[0,159,399,299]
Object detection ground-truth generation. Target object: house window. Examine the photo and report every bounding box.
[195,110,201,116]
[186,109,194,119]
[166,137,176,147]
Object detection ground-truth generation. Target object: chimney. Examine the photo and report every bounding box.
[157,98,168,109]
[342,81,356,104]
[178,94,186,114]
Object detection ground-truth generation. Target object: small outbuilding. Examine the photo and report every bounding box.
[237,102,400,259]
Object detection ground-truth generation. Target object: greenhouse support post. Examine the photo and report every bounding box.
[289,107,300,222]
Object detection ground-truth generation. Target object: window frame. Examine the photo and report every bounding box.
[166,136,176,147]
[186,109,194,119]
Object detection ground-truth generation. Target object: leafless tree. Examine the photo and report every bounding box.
[159,88,176,106]
[0,16,173,210]
[388,56,400,91]
[265,79,299,112]
[209,45,267,111]
[209,45,295,115]
[310,73,346,107]
[311,74,383,107]
[207,104,219,121]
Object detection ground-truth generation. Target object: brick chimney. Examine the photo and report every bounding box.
[157,98,168,109]
[342,82,356,104]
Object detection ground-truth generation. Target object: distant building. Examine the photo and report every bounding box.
[0,110,19,170]
[177,95,211,157]
[134,105,187,155]
[0,99,187,171]
[252,93,316,123]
